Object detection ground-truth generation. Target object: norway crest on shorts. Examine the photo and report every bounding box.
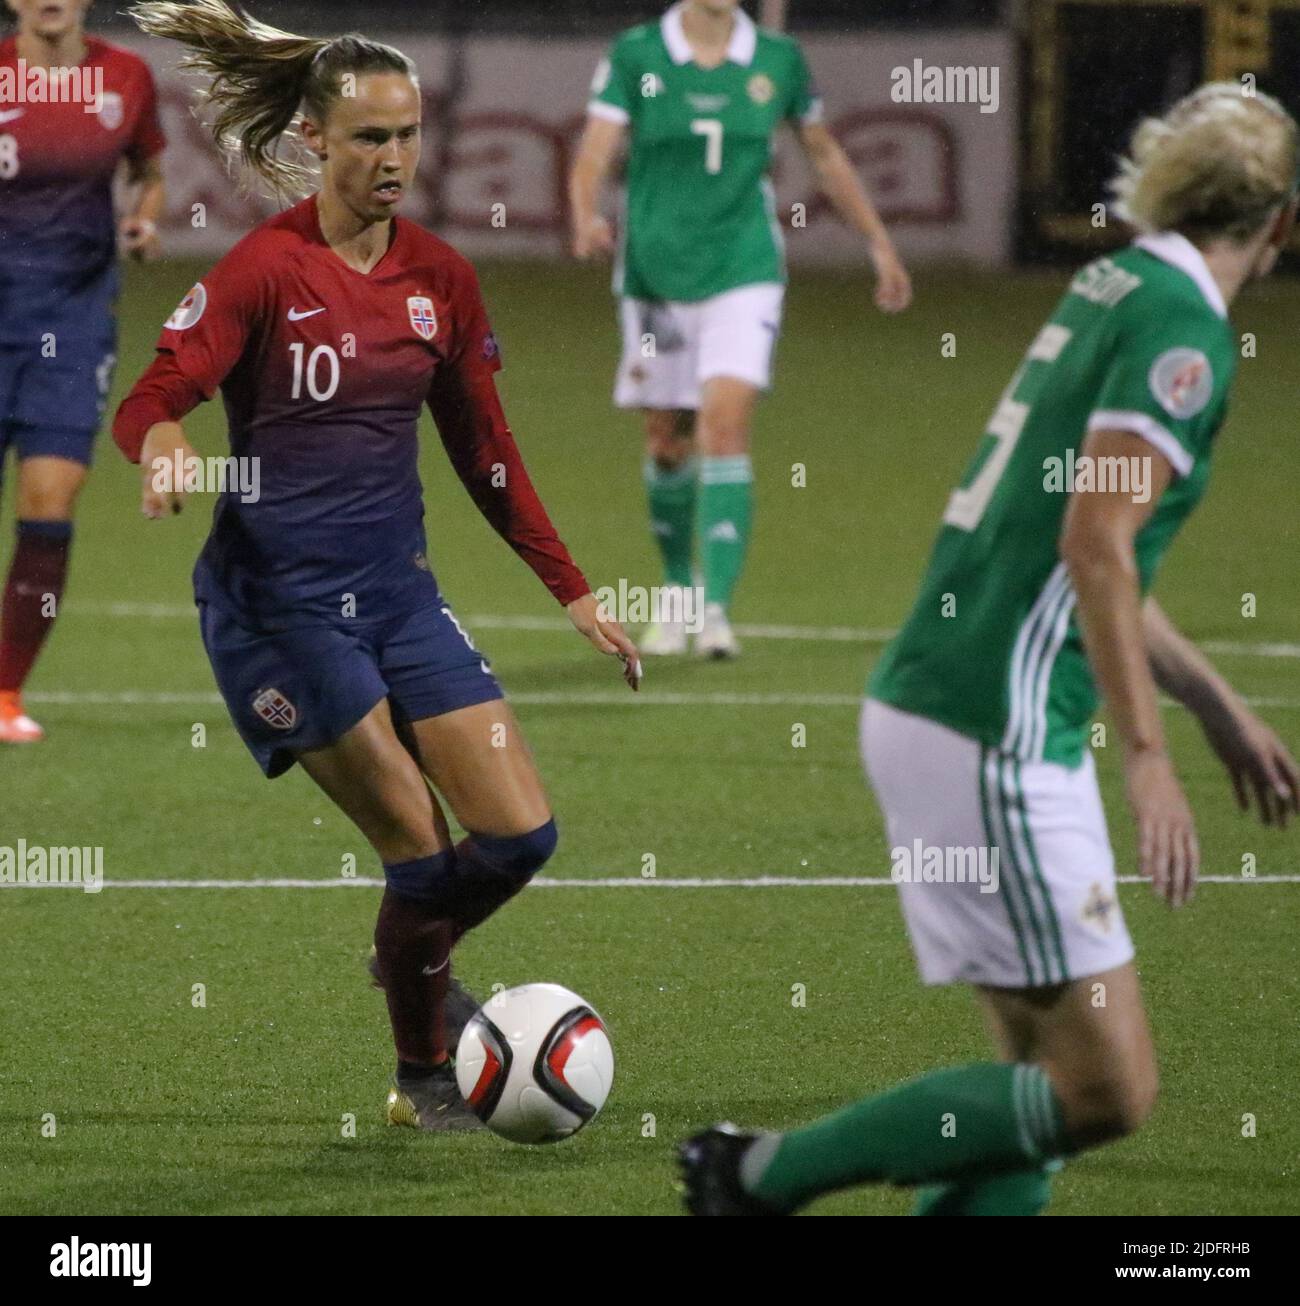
[252,687,297,731]
[407,296,438,341]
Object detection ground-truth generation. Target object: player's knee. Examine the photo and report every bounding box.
[647,445,686,474]
[644,415,691,469]
[16,503,77,528]
[367,810,443,867]
[1058,1066,1159,1144]
[18,473,86,520]
[696,411,749,456]
[468,817,558,886]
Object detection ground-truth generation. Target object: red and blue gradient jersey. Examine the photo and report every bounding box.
[0,36,165,345]
[113,195,590,623]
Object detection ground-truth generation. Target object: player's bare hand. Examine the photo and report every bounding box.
[119,216,160,263]
[1201,703,1300,828]
[572,215,615,261]
[566,592,642,691]
[138,421,196,519]
[871,245,912,313]
[1125,749,1199,907]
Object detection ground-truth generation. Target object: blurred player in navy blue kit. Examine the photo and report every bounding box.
[113,1,640,1131]
[0,0,165,742]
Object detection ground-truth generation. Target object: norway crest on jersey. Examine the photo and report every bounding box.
[408,296,438,341]
[252,687,297,732]
[95,91,124,131]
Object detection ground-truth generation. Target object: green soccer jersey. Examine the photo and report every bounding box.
[869,232,1238,767]
[588,2,822,303]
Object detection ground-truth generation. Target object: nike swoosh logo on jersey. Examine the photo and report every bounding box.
[287,306,327,321]
[0,108,24,124]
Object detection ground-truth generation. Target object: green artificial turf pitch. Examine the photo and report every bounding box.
[0,258,1296,1215]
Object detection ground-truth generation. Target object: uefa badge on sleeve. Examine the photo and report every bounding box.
[408,296,438,341]
[1149,347,1212,420]
[252,688,297,732]
[165,283,207,331]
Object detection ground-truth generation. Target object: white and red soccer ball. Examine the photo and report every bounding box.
[455,983,614,1144]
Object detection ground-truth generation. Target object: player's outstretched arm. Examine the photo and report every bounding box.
[567,593,642,692]
[113,345,212,517]
[796,121,911,313]
[1060,428,1198,907]
[119,154,165,263]
[1143,598,1299,828]
[428,368,640,691]
[568,116,625,259]
[135,421,199,519]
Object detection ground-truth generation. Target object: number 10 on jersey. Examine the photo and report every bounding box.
[288,342,341,402]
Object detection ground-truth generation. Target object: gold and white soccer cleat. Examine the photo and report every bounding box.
[0,692,44,744]
[695,602,740,660]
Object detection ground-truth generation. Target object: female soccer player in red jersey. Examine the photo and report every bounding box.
[113,1,640,1132]
[0,0,165,742]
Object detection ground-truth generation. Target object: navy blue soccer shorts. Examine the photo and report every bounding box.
[0,340,117,467]
[199,597,505,778]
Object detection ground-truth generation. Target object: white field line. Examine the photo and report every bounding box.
[22,689,1300,710]
[3,874,1296,889]
[62,601,1300,659]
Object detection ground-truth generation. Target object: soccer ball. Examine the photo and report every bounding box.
[455,982,614,1144]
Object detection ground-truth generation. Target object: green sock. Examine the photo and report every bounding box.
[697,454,753,609]
[643,457,696,589]
[747,1063,1069,1212]
[912,1162,1059,1216]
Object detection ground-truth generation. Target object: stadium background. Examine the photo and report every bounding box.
[3,0,1297,1216]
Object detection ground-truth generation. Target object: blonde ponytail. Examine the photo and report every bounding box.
[129,0,416,197]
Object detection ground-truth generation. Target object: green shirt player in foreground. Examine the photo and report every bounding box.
[679,83,1300,1214]
[570,0,911,658]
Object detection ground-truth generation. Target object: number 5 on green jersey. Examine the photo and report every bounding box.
[944,325,1072,532]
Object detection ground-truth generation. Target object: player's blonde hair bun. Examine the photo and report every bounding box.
[1110,82,1298,240]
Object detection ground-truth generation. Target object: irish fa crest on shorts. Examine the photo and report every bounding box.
[1081,882,1117,935]
[252,687,297,731]
[408,296,438,341]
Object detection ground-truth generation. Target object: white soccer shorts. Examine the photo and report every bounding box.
[860,698,1135,989]
[613,282,784,410]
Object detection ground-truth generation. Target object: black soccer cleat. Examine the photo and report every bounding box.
[385,1060,484,1133]
[366,947,482,1049]
[677,1123,788,1216]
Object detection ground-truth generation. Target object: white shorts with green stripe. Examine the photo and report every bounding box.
[613,282,784,410]
[861,698,1134,989]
